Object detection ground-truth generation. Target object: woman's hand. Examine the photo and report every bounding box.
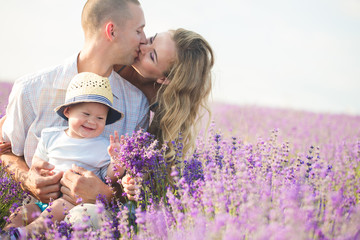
[121,174,138,201]
[60,164,112,205]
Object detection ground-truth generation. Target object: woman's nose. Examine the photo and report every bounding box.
[139,44,149,54]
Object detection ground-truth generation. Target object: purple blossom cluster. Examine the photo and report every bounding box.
[0,90,359,239]
[0,163,29,228]
[111,129,166,179]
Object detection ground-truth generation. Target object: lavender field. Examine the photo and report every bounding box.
[1,82,360,239]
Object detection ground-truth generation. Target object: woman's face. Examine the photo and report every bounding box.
[132,31,177,81]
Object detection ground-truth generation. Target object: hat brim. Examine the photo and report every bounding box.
[54,95,124,125]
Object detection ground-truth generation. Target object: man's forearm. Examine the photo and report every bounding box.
[1,152,29,191]
[0,115,6,140]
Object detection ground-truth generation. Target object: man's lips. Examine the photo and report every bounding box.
[134,50,141,60]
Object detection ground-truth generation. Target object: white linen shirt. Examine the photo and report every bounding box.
[3,54,150,166]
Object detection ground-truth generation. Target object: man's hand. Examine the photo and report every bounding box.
[25,159,63,203]
[0,141,11,155]
[60,164,112,205]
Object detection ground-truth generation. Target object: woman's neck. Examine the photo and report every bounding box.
[115,65,160,105]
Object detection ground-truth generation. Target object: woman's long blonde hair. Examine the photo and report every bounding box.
[149,28,214,165]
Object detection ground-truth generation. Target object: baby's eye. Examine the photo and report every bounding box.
[83,112,89,116]
[97,117,104,120]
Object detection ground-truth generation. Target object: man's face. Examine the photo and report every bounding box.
[114,3,146,65]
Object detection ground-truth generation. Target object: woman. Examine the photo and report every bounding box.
[116,28,214,162]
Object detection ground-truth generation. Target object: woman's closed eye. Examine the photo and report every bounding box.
[150,52,155,62]
[149,33,157,44]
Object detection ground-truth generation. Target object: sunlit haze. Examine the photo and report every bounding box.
[0,0,359,114]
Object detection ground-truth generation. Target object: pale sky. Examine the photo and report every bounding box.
[0,0,359,115]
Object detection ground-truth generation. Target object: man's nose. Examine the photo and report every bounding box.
[140,31,147,44]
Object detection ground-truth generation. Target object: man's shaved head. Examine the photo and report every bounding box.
[81,0,140,37]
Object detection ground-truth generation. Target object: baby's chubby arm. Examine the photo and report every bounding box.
[107,131,125,182]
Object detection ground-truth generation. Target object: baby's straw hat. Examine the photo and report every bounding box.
[54,72,123,125]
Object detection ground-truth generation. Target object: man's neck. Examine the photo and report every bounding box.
[77,42,113,77]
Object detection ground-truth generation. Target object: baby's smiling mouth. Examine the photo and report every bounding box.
[82,125,95,131]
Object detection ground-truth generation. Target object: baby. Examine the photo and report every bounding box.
[4,72,125,238]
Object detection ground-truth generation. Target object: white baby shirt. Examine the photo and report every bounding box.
[34,126,110,181]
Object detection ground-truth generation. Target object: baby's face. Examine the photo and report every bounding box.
[64,102,109,139]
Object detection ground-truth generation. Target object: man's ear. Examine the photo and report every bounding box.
[105,22,115,40]
[156,77,171,85]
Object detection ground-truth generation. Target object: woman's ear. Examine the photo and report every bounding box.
[105,22,115,40]
[156,77,171,85]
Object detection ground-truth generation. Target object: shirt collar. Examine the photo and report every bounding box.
[108,70,119,100]
[52,53,79,90]
[52,53,120,100]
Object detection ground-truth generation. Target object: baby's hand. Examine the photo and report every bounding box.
[121,174,138,201]
[108,131,124,160]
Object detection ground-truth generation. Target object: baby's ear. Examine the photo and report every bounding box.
[156,77,170,85]
[63,107,71,118]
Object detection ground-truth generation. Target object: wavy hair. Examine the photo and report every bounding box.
[149,28,214,165]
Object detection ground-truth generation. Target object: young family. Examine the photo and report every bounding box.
[0,0,213,238]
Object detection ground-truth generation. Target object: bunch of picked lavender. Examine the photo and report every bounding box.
[111,129,168,203]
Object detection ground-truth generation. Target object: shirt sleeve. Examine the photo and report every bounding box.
[33,133,49,162]
[2,79,35,156]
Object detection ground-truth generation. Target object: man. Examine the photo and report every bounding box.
[1,0,147,211]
